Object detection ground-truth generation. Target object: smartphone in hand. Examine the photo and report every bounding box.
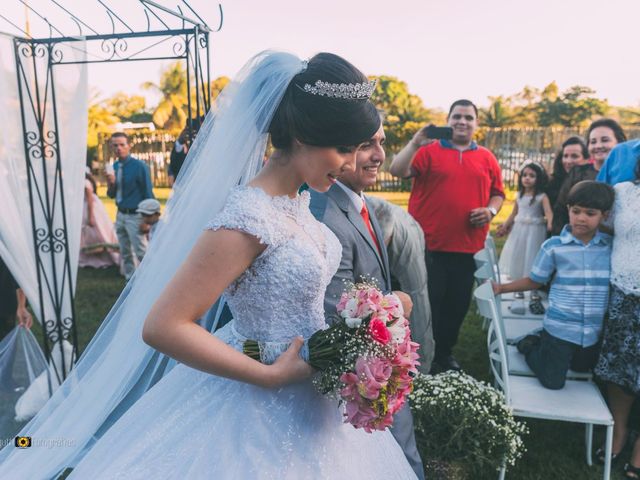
[424,125,453,140]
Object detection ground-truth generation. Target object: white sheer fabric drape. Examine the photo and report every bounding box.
[0,33,39,314]
[0,33,87,327]
[0,33,87,426]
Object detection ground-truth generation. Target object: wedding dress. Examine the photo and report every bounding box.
[66,185,417,479]
[0,51,417,479]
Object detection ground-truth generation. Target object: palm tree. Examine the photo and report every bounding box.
[481,96,516,128]
[142,62,189,132]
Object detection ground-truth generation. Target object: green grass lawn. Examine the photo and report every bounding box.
[72,190,623,479]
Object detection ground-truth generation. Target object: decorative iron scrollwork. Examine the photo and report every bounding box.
[35,228,66,254]
[100,37,129,60]
[172,36,188,57]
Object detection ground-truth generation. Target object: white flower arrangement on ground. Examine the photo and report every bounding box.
[409,371,528,475]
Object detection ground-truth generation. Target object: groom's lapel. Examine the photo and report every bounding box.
[365,195,391,290]
[327,184,386,276]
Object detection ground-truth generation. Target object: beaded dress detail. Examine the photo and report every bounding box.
[68,186,417,479]
[610,182,640,295]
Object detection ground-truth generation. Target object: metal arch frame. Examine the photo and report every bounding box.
[6,1,220,388]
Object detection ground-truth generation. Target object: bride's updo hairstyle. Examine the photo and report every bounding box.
[268,52,380,150]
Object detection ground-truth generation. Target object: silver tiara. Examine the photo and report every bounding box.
[298,79,377,100]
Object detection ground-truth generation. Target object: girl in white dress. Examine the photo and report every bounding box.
[0,52,418,479]
[497,163,553,302]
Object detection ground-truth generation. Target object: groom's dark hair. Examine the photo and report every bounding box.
[268,52,380,151]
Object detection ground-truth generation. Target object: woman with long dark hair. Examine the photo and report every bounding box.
[550,121,626,235]
[546,136,588,210]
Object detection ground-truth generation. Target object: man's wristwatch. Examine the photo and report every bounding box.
[487,207,497,218]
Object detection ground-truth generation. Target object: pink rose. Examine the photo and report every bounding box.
[368,317,391,344]
[343,399,378,429]
[340,357,391,401]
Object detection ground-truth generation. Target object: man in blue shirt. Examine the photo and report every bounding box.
[493,181,615,389]
[597,138,640,185]
[106,132,154,280]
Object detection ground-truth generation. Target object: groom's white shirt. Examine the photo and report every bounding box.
[335,181,364,212]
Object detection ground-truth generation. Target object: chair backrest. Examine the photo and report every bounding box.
[474,263,493,284]
[484,235,502,281]
[473,248,490,269]
[474,282,511,403]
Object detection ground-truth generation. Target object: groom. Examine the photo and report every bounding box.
[310,125,425,480]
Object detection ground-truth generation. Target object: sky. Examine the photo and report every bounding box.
[1,0,639,111]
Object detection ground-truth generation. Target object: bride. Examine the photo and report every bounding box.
[0,51,418,478]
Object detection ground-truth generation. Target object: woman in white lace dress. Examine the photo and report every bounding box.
[594,157,640,477]
[0,52,418,479]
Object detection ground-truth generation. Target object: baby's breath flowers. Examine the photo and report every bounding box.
[410,371,528,474]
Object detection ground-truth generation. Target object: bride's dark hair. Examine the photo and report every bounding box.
[268,52,380,150]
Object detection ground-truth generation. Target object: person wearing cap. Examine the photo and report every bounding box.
[137,199,162,242]
[106,132,154,279]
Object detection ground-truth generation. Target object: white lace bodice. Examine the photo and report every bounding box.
[207,186,342,343]
[514,193,546,225]
[611,182,640,295]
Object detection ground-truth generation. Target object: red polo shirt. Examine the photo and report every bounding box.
[408,140,504,254]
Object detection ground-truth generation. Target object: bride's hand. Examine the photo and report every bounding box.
[267,337,314,388]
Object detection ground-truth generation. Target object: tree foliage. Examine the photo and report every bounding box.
[143,62,230,132]
[479,82,610,129]
[369,75,444,154]
[143,62,189,132]
[536,85,608,127]
[103,92,150,123]
[89,62,638,166]
[613,105,640,127]
[209,76,230,102]
[87,91,120,149]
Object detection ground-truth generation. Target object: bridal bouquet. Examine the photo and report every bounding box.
[244,282,420,432]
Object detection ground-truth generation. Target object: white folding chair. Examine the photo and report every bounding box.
[485,236,510,284]
[474,248,491,270]
[475,282,613,480]
[474,265,543,340]
[477,277,591,380]
[480,239,548,321]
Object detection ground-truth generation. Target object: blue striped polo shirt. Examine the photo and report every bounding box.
[529,226,612,347]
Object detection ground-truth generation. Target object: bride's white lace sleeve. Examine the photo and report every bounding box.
[205,186,289,254]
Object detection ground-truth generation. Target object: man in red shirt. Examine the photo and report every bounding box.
[390,99,505,372]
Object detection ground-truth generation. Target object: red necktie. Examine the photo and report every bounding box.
[360,203,382,256]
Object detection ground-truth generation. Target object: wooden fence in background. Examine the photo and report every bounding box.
[98,127,640,190]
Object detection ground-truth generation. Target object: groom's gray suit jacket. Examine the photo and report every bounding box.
[309,184,391,318]
[310,184,425,480]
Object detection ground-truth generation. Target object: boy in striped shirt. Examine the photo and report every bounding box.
[493,181,615,389]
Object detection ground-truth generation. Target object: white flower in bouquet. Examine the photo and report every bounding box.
[340,298,362,328]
